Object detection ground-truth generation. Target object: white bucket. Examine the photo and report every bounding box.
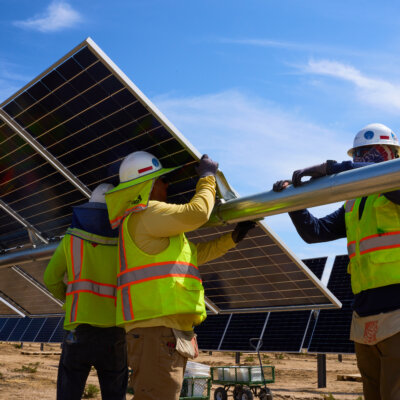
[250,366,262,381]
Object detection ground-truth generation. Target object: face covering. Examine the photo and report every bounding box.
[353,145,396,163]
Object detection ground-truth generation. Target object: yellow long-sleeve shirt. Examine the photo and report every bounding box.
[124,175,236,331]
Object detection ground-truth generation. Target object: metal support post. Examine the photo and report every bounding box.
[235,352,240,365]
[317,353,327,388]
[338,354,343,362]
[40,343,44,351]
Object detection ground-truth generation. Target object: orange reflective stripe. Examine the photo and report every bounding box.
[122,286,133,321]
[345,199,356,213]
[359,231,400,255]
[67,280,116,298]
[347,241,356,259]
[110,204,147,229]
[118,262,201,288]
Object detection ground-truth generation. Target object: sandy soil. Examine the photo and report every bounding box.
[0,342,363,400]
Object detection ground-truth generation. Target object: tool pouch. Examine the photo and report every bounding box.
[172,329,199,359]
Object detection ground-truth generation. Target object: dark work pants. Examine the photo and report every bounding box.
[57,324,128,400]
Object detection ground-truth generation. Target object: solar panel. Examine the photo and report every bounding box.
[35,317,61,342]
[326,255,353,302]
[20,318,46,342]
[195,314,231,351]
[308,301,354,354]
[0,318,20,340]
[0,38,340,315]
[308,255,354,353]
[49,317,64,343]
[0,267,62,315]
[219,313,268,351]
[7,317,31,341]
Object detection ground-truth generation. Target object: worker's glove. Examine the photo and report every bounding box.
[272,180,292,192]
[292,163,328,187]
[231,221,257,243]
[196,154,219,178]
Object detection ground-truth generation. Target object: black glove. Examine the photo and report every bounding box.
[195,154,219,178]
[273,180,292,192]
[231,221,257,243]
[292,163,328,187]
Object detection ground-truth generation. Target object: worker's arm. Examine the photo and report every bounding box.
[327,161,400,204]
[196,233,236,266]
[134,176,216,238]
[43,239,67,301]
[288,207,346,243]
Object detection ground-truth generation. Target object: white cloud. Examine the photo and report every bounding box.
[153,90,348,196]
[304,59,400,113]
[14,1,82,33]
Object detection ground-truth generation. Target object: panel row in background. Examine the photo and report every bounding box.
[0,256,354,354]
[196,255,355,354]
[0,316,64,343]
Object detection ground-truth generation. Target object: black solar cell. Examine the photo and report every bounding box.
[195,314,231,351]
[0,318,19,340]
[20,318,46,342]
[8,317,31,342]
[308,301,354,354]
[35,317,61,343]
[327,255,353,301]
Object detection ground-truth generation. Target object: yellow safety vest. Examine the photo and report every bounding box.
[344,194,400,294]
[116,216,207,326]
[64,228,118,329]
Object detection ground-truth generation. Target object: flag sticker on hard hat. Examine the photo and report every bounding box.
[138,166,153,174]
[152,158,160,167]
[364,131,374,140]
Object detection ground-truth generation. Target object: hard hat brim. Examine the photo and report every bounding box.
[106,165,181,194]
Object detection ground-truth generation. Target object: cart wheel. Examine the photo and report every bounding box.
[214,387,228,400]
[240,389,254,400]
[259,388,273,400]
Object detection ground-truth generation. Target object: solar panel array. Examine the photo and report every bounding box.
[0,37,340,316]
[308,255,355,354]
[0,316,64,343]
[195,257,327,352]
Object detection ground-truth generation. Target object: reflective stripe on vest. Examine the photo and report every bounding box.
[359,231,400,255]
[345,199,356,213]
[67,228,118,245]
[118,262,201,288]
[347,241,356,259]
[67,280,116,298]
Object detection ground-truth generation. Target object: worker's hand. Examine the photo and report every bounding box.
[231,221,257,243]
[196,154,219,177]
[273,180,292,192]
[292,163,328,187]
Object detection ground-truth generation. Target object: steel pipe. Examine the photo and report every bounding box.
[0,243,58,269]
[207,158,400,226]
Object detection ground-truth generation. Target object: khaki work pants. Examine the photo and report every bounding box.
[355,331,400,400]
[126,326,187,400]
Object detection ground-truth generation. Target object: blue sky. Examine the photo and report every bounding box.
[2,0,400,263]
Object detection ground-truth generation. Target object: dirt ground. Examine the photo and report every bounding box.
[0,342,363,400]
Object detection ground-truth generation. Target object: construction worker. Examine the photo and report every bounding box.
[273,123,400,399]
[105,151,255,400]
[44,183,128,400]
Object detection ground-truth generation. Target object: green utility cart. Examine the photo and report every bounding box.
[210,365,275,400]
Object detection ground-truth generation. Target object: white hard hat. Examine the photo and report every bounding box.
[348,123,400,156]
[89,183,115,203]
[120,151,163,182]
[107,151,180,194]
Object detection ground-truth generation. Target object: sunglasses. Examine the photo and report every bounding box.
[353,146,372,158]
